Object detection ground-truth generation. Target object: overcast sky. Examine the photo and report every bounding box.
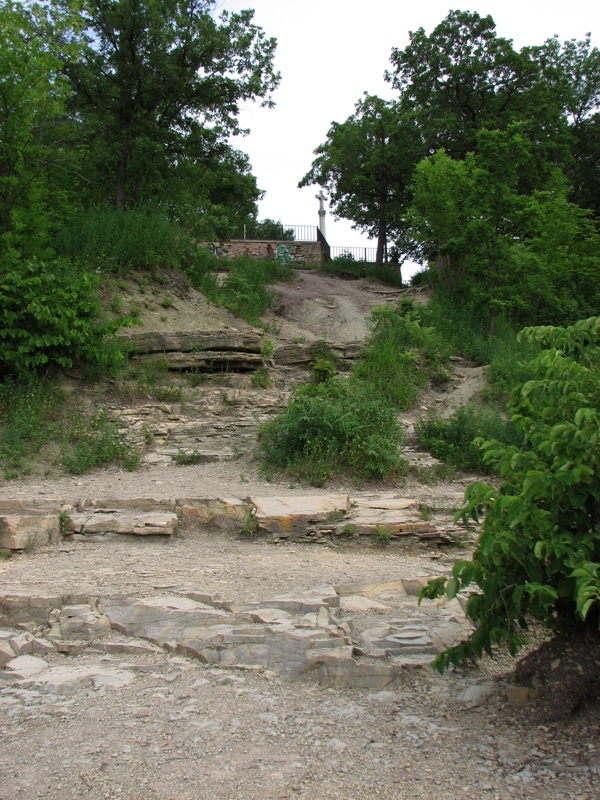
[225,1,599,270]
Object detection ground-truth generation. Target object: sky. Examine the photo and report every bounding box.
[224,1,599,274]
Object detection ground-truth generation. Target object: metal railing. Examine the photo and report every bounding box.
[330,246,378,263]
[233,223,320,242]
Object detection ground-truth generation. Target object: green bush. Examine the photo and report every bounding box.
[257,378,405,486]
[353,303,450,410]
[416,404,521,473]
[200,256,292,325]
[421,317,600,670]
[60,410,139,474]
[320,255,404,287]
[0,258,126,375]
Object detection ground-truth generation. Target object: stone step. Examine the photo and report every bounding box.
[1,493,463,549]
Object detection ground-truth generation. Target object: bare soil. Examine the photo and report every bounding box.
[1,270,597,800]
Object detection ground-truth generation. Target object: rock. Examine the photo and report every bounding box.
[456,682,496,707]
[4,655,48,679]
[339,596,392,613]
[179,497,249,526]
[120,330,262,357]
[237,586,339,615]
[0,514,59,550]
[335,580,407,598]
[69,511,178,536]
[504,684,540,705]
[0,640,16,667]
[31,637,57,656]
[19,665,135,696]
[251,495,350,536]
[9,632,34,656]
[59,605,111,641]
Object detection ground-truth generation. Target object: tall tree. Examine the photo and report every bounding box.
[60,0,279,211]
[299,95,422,265]
[386,10,542,159]
[0,0,80,256]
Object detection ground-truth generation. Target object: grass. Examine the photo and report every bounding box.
[198,256,293,326]
[320,255,404,287]
[0,375,139,479]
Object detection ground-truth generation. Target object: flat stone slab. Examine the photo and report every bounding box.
[251,496,350,535]
[0,514,59,550]
[69,511,178,536]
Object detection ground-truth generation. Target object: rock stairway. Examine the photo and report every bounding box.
[0,577,472,690]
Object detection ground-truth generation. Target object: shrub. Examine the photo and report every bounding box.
[60,411,139,474]
[257,378,405,486]
[200,256,292,325]
[353,303,450,410]
[421,317,600,671]
[416,404,521,473]
[0,257,126,375]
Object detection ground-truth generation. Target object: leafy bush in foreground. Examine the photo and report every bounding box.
[422,317,600,670]
[0,258,126,375]
[257,379,405,486]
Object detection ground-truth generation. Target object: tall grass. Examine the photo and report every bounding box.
[53,209,218,277]
[419,293,537,399]
[199,256,293,325]
[415,404,522,473]
[257,378,405,486]
[0,375,138,479]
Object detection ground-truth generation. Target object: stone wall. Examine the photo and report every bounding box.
[207,239,326,266]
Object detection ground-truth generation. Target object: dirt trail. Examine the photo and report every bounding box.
[0,270,597,800]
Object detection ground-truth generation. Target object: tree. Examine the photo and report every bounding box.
[60,0,279,211]
[409,126,600,329]
[386,10,543,159]
[0,0,80,257]
[299,95,422,266]
[422,317,600,689]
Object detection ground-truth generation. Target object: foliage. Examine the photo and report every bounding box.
[199,256,292,325]
[236,219,295,240]
[0,375,138,478]
[0,257,127,374]
[60,410,139,474]
[257,378,405,487]
[409,132,600,329]
[0,0,81,258]
[319,254,404,286]
[53,209,218,276]
[353,303,450,410]
[251,366,271,389]
[416,405,521,473]
[421,317,600,671]
[59,0,279,212]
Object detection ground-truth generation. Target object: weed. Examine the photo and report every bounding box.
[58,509,73,535]
[340,524,357,539]
[110,294,123,314]
[60,411,140,474]
[251,367,271,389]
[325,509,346,523]
[138,274,150,293]
[257,378,405,486]
[172,449,205,465]
[416,404,521,473]
[261,338,274,364]
[312,358,335,383]
[129,301,143,318]
[141,427,154,445]
[419,504,432,522]
[161,292,175,309]
[374,525,392,546]
[241,511,259,537]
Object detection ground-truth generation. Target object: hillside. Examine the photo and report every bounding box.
[0,269,596,800]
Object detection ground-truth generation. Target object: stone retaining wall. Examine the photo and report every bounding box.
[207,239,326,266]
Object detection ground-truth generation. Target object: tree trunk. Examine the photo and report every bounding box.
[115,149,129,211]
[375,217,387,265]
